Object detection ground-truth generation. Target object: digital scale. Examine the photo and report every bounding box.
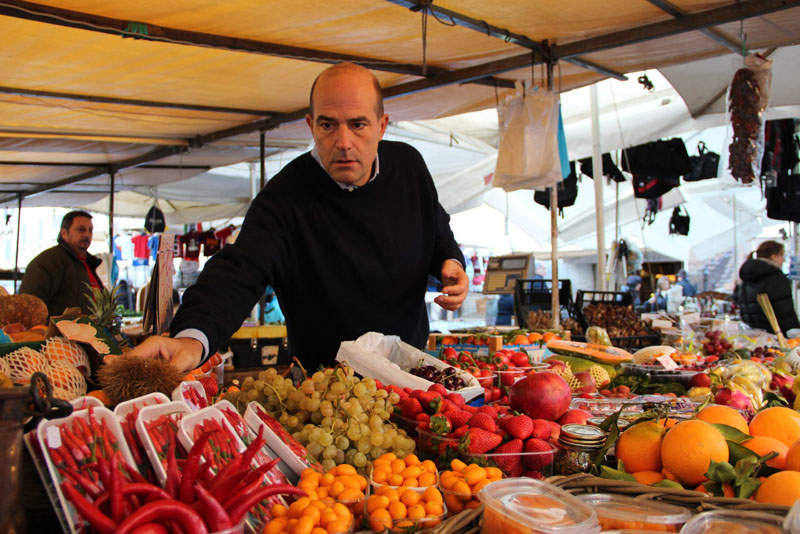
[482,253,535,294]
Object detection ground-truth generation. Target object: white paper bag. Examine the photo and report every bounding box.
[494,83,561,192]
[335,332,483,401]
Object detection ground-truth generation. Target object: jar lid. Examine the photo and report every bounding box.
[561,424,606,441]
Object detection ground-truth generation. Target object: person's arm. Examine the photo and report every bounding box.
[18,255,59,312]
[410,146,468,310]
[129,191,288,371]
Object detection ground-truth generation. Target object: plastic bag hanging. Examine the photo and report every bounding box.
[493,81,561,192]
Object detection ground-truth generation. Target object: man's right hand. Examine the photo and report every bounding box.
[126,336,203,374]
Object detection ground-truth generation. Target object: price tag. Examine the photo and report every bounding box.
[651,319,672,329]
[46,425,62,449]
[656,354,679,370]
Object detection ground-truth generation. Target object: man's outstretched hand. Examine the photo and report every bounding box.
[434,259,469,311]
[126,336,203,373]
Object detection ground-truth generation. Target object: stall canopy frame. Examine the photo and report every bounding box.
[0,0,798,209]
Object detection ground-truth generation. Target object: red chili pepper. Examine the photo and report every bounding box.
[101,425,115,459]
[227,485,306,525]
[164,434,181,498]
[60,481,117,534]
[196,461,213,485]
[109,455,123,523]
[122,422,144,467]
[121,461,148,485]
[63,467,103,499]
[193,484,232,531]
[60,427,87,463]
[115,500,208,534]
[178,432,210,504]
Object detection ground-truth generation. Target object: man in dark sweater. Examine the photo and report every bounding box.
[20,210,104,316]
[129,63,468,372]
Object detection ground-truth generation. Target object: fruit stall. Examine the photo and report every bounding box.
[5,290,800,533]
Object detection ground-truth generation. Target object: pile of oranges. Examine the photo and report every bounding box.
[366,485,445,532]
[371,453,438,488]
[439,459,503,514]
[297,465,368,503]
[262,496,353,534]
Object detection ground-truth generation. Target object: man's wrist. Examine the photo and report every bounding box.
[174,328,209,361]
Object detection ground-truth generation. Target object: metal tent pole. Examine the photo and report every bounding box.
[13,193,21,292]
[108,171,115,256]
[258,130,266,325]
[591,83,606,291]
[547,60,560,329]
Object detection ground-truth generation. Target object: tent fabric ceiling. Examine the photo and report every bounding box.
[0,0,799,205]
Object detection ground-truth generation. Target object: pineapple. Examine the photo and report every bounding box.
[550,361,582,391]
[588,365,611,388]
[85,283,121,330]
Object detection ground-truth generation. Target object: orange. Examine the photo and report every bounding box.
[421,460,437,473]
[631,470,664,485]
[786,441,800,471]
[423,486,443,504]
[616,421,665,473]
[485,467,503,480]
[696,405,749,434]
[755,471,800,506]
[388,500,407,520]
[418,472,437,487]
[742,436,789,469]
[750,407,800,446]
[369,508,392,531]
[367,495,390,514]
[372,467,388,484]
[400,489,421,507]
[661,420,728,486]
[391,459,406,474]
[405,454,420,466]
[444,493,464,513]
[334,464,357,476]
[424,501,444,516]
[86,389,111,405]
[450,459,467,472]
[407,503,426,520]
[696,483,734,497]
[403,477,419,487]
[388,474,404,486]
[452,480,471,499]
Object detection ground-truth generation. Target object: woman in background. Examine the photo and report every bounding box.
[738,240,799,335]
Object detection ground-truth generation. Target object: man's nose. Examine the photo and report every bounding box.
[333,126,353,150]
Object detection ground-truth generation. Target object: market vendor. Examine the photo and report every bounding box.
[738,240,799,335]
[19,210,104,316]
[128,62,468,372]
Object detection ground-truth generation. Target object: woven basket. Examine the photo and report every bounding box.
[546,473,790,517]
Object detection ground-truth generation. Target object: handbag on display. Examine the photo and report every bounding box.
[534,162,578,215]
[766,173,800,223]
[144,204,166,233]
[669,206,690,235]
[685,141,720,181]
[621,138,692,177]
[632,174,680,199]
[578,153,625,182]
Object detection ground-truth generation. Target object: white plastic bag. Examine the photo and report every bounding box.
[494,83,561,192]
[335,332,483,401]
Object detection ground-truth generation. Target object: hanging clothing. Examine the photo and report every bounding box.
[180,231,202,260]
[148,234,160,262]
[131,234,150,266]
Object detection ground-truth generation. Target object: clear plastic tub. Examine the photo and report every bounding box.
[172,380,209,410]
[785,499,800,533]
[134,400,191,486]
[69,395,103,411]
[388,501,447,533]
[244,401,311,478]
[177,406,245,458]
[477,478,600,534]
[114,392,169,419]
[577,494,690,532]
[467,446,558,478]
[680,510,784,533]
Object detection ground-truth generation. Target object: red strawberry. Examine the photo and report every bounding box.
[428,383,447,395]
[523,438,555,470]
[452,426,469,438]
[430,415,452,435]
[400,397,423,417]
[531,419,559,442]
[463,405,477,414]
[462,428,503,454]
[446,393,465,407]
[500,415,534,440]
[468,413,498,433]
[448,409,472,429]
[415,413,430,424]
[477,405,497,417]
[492,439,523,476]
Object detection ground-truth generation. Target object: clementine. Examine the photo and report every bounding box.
[755,471,800,506]
[786,441,800,471]
[695,404,749,434]
[660,420,728,487]
[742,436,788,469]
[632,471,664,485]
[749,407,800,446]
[616,421,665,473]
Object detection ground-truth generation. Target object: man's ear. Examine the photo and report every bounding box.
[305,114,313,132]
[378,113,389,137]
[59,228,67,240]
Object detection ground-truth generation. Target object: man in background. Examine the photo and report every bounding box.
[20,210,103,315]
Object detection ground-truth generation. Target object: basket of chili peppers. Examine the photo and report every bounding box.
[135,400,191,486]
[172,380,209,410]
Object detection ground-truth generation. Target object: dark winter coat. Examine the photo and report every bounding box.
[19,239,103,316]
[738,258,799,335]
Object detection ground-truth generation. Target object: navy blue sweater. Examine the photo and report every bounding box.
[171,141,464,368]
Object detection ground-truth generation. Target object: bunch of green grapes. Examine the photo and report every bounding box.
[221,368,295,413]
[267,366,411,472]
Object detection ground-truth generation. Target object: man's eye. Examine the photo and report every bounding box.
[319,122,333,130]
[352,122,367,130]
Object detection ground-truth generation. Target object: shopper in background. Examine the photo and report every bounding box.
[20,211,104,316]
[643,276,669,312]
[675,269,697,297]
[738,240,799,335]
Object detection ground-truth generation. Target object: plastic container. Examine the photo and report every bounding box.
[135,400,191,486]
[171,380,209,410]
[244,401,311,478]
[785,499,800,533]
[388,501,447,533]
[495,364,548,389]
[37,407,137,534]
[680,510,784,533]
[213,399,290,485]
[477,478,600,534]
[467,446,558,478]
[577,494,690,532]
[114,392,169,420]
[177,406,246,460]
[68,395,103,411]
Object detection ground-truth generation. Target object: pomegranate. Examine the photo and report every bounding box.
[558,409,591,426]
[510,371,571,421]
[714,388,753,412]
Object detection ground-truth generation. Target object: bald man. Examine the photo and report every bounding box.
[129,63,468,372]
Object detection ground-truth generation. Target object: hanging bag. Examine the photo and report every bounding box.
[494,82,561,192]
[685,141,720,181]
[632,174,680,199]
[669,206,691,235]
[766,173,800,223]
[144,203,166,233]
[534,162,578,214]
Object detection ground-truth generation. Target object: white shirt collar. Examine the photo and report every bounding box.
[310,147,379,191]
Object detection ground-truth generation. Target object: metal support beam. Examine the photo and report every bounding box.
[108,171,115,257]
[259,131,266,190]
[13,193,21,291]
[0,85,279,116]
[0,130,188,146]
[0,0,514,89]
[554,0,799,59]
[0,161,210,170]
[386,0,627,80]
[644,0,745,54]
